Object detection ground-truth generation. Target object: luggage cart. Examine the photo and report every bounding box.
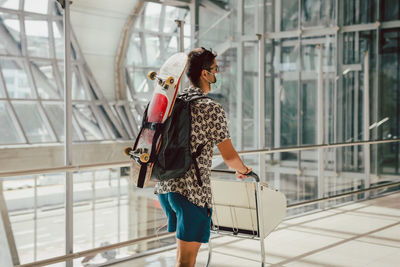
[206,172,286,267]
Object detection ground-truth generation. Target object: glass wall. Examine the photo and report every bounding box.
[0,0,131,145]
[177,0,400,219]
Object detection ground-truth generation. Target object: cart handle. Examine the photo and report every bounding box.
[210,169,260,182]
[247,171,260,182]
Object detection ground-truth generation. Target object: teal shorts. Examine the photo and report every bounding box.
[158,192,212,243]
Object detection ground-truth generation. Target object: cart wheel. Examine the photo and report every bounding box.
[165,76,174,86]
[140,153,150,163]
[123,147,133,156]
[147,71,157,80]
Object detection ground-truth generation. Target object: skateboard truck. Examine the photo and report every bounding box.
[148,71,174,90]
[130,148,150,164]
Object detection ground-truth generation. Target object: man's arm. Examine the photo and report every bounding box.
[217,139,252,178]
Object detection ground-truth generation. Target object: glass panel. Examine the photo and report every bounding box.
[2,174,66,264]
[301,80,316,145]
[243,42,257,149]
[0,101,24,144]
[301,0,334,28]
[73,104,103,140]
[24,0,49,14]
[0,36,7,54]
[0,0,19,9]
[12,101,55,142]
[42,102,80,141]
[382,0,400,21]
[0,59,34,98]
[126,34,143,66]
[380,29,400,175]
[145,34,162,66]
[244,0,256,35]
[281,0,298,31]
[25,19,50,58]
[72,70,89,100]
[0,12,22,53]
[343,0,377,25]
[281,80,298,148]
[53,21,64,59]
[144,3,161,31]
[0,74,5,97]
[31,61,60,99]
[281,38,299,72]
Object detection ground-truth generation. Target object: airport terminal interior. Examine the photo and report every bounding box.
[0,0,400,266]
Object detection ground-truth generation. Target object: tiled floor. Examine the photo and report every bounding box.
[110,192,400,267]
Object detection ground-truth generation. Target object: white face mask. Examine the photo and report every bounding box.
[205,71,222,92]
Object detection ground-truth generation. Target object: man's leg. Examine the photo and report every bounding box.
[176,239,201,267]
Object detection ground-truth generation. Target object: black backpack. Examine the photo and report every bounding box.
[137,93,209,186]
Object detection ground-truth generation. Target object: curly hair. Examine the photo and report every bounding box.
[186,47,217,87]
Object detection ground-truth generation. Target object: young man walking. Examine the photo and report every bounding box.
[155,47,252,267]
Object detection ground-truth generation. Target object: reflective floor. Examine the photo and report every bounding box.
[110,192,400,267]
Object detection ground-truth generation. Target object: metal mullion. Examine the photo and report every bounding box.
[236,0,244,150]
[47,11,56,61]
[273,0,281,189]
[89,102,113,140]
[62,2,74,265]
[52,58,65,99]
[297,0,302,175]
[341,23,377,33]
[381,20,400,29]
[363,51,371,198]
[0,7,62,20]
[335,0,343,173]
[265,30,298,39]
[373,0,380,175]
[19,10,27,57]
[354,32,360,170]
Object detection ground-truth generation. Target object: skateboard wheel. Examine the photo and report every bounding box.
[140,153,150,163]
[123,147,133,156]
[148,71,157,80]
[165,76,174,86]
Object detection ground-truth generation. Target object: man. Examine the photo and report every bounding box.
[155,47,252,267]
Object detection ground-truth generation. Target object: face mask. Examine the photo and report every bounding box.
[205,71,222,92]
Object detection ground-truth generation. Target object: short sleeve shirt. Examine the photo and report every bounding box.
[154,86,230,208]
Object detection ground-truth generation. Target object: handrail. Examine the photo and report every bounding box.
[1,138,399,178]
[230,137,400,157]
[15,232,175,267]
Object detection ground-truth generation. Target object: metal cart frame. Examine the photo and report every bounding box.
[205,173,286,267]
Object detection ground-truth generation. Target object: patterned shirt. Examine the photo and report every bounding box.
[154,86,230,208]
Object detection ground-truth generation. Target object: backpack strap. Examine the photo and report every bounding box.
[191,143,206,186]
[179,93,210,186]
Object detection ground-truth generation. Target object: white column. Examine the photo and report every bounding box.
[317,44,325,205]
[63,0,74,266]
[363,51,371,198]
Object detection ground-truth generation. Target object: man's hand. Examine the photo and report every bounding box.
[235,167,252,179]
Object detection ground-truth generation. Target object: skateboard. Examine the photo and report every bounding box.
[124,52,188,188]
